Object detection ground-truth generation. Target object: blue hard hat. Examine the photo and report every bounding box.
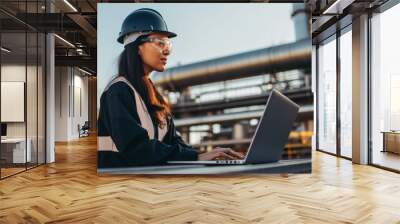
[117,8,177,44]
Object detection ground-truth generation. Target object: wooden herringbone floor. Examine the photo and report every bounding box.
[1,135,400,224]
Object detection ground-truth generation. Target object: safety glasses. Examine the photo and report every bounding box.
[140,37,172,53]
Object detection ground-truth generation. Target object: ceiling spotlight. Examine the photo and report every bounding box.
[54,34,75,48]
[63,0,78,12]
[78,67,93,76]
[322,0,355,15]
[1,47,11,53]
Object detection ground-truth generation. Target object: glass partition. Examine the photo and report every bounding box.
[1,30,28,177]
[0,1,46,179]
[339,27,352,158]
[317,35,337,154]
[370,3,400,171]
[27,31,38,169]
[38,32,45,165]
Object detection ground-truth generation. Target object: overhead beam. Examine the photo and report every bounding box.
[67,13,97,46]
[55,55,96,72]
[0,12,92,32]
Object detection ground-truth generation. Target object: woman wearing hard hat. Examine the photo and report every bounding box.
[97,8,243,168]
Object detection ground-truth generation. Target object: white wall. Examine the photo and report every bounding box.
[71,72,89,138]
[55,67,89,141]
[1,65,29,138]
[55,67,69,141]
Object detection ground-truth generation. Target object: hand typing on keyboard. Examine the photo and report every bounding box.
[198,147,244,161]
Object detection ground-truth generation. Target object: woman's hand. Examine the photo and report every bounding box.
[198,147,245,161]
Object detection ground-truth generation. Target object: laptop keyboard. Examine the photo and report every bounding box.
[215,160,244,164]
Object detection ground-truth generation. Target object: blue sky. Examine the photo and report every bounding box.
[97,3,298,101]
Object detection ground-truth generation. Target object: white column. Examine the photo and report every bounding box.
[46,33,55,163]
[352,14,369,164]
[45,0,55,163]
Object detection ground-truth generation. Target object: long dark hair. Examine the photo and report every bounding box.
[118,39,171,128]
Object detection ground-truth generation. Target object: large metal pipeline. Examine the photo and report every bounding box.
[151,38,311,90]
[174,104,313,127]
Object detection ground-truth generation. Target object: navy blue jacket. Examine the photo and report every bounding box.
[97,82,198,168]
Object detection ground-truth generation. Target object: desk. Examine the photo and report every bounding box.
[381,131,400,154]
[1,138,31,163]
[97,159,311,175]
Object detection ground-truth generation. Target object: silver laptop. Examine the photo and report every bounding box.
[167,89,300,165]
